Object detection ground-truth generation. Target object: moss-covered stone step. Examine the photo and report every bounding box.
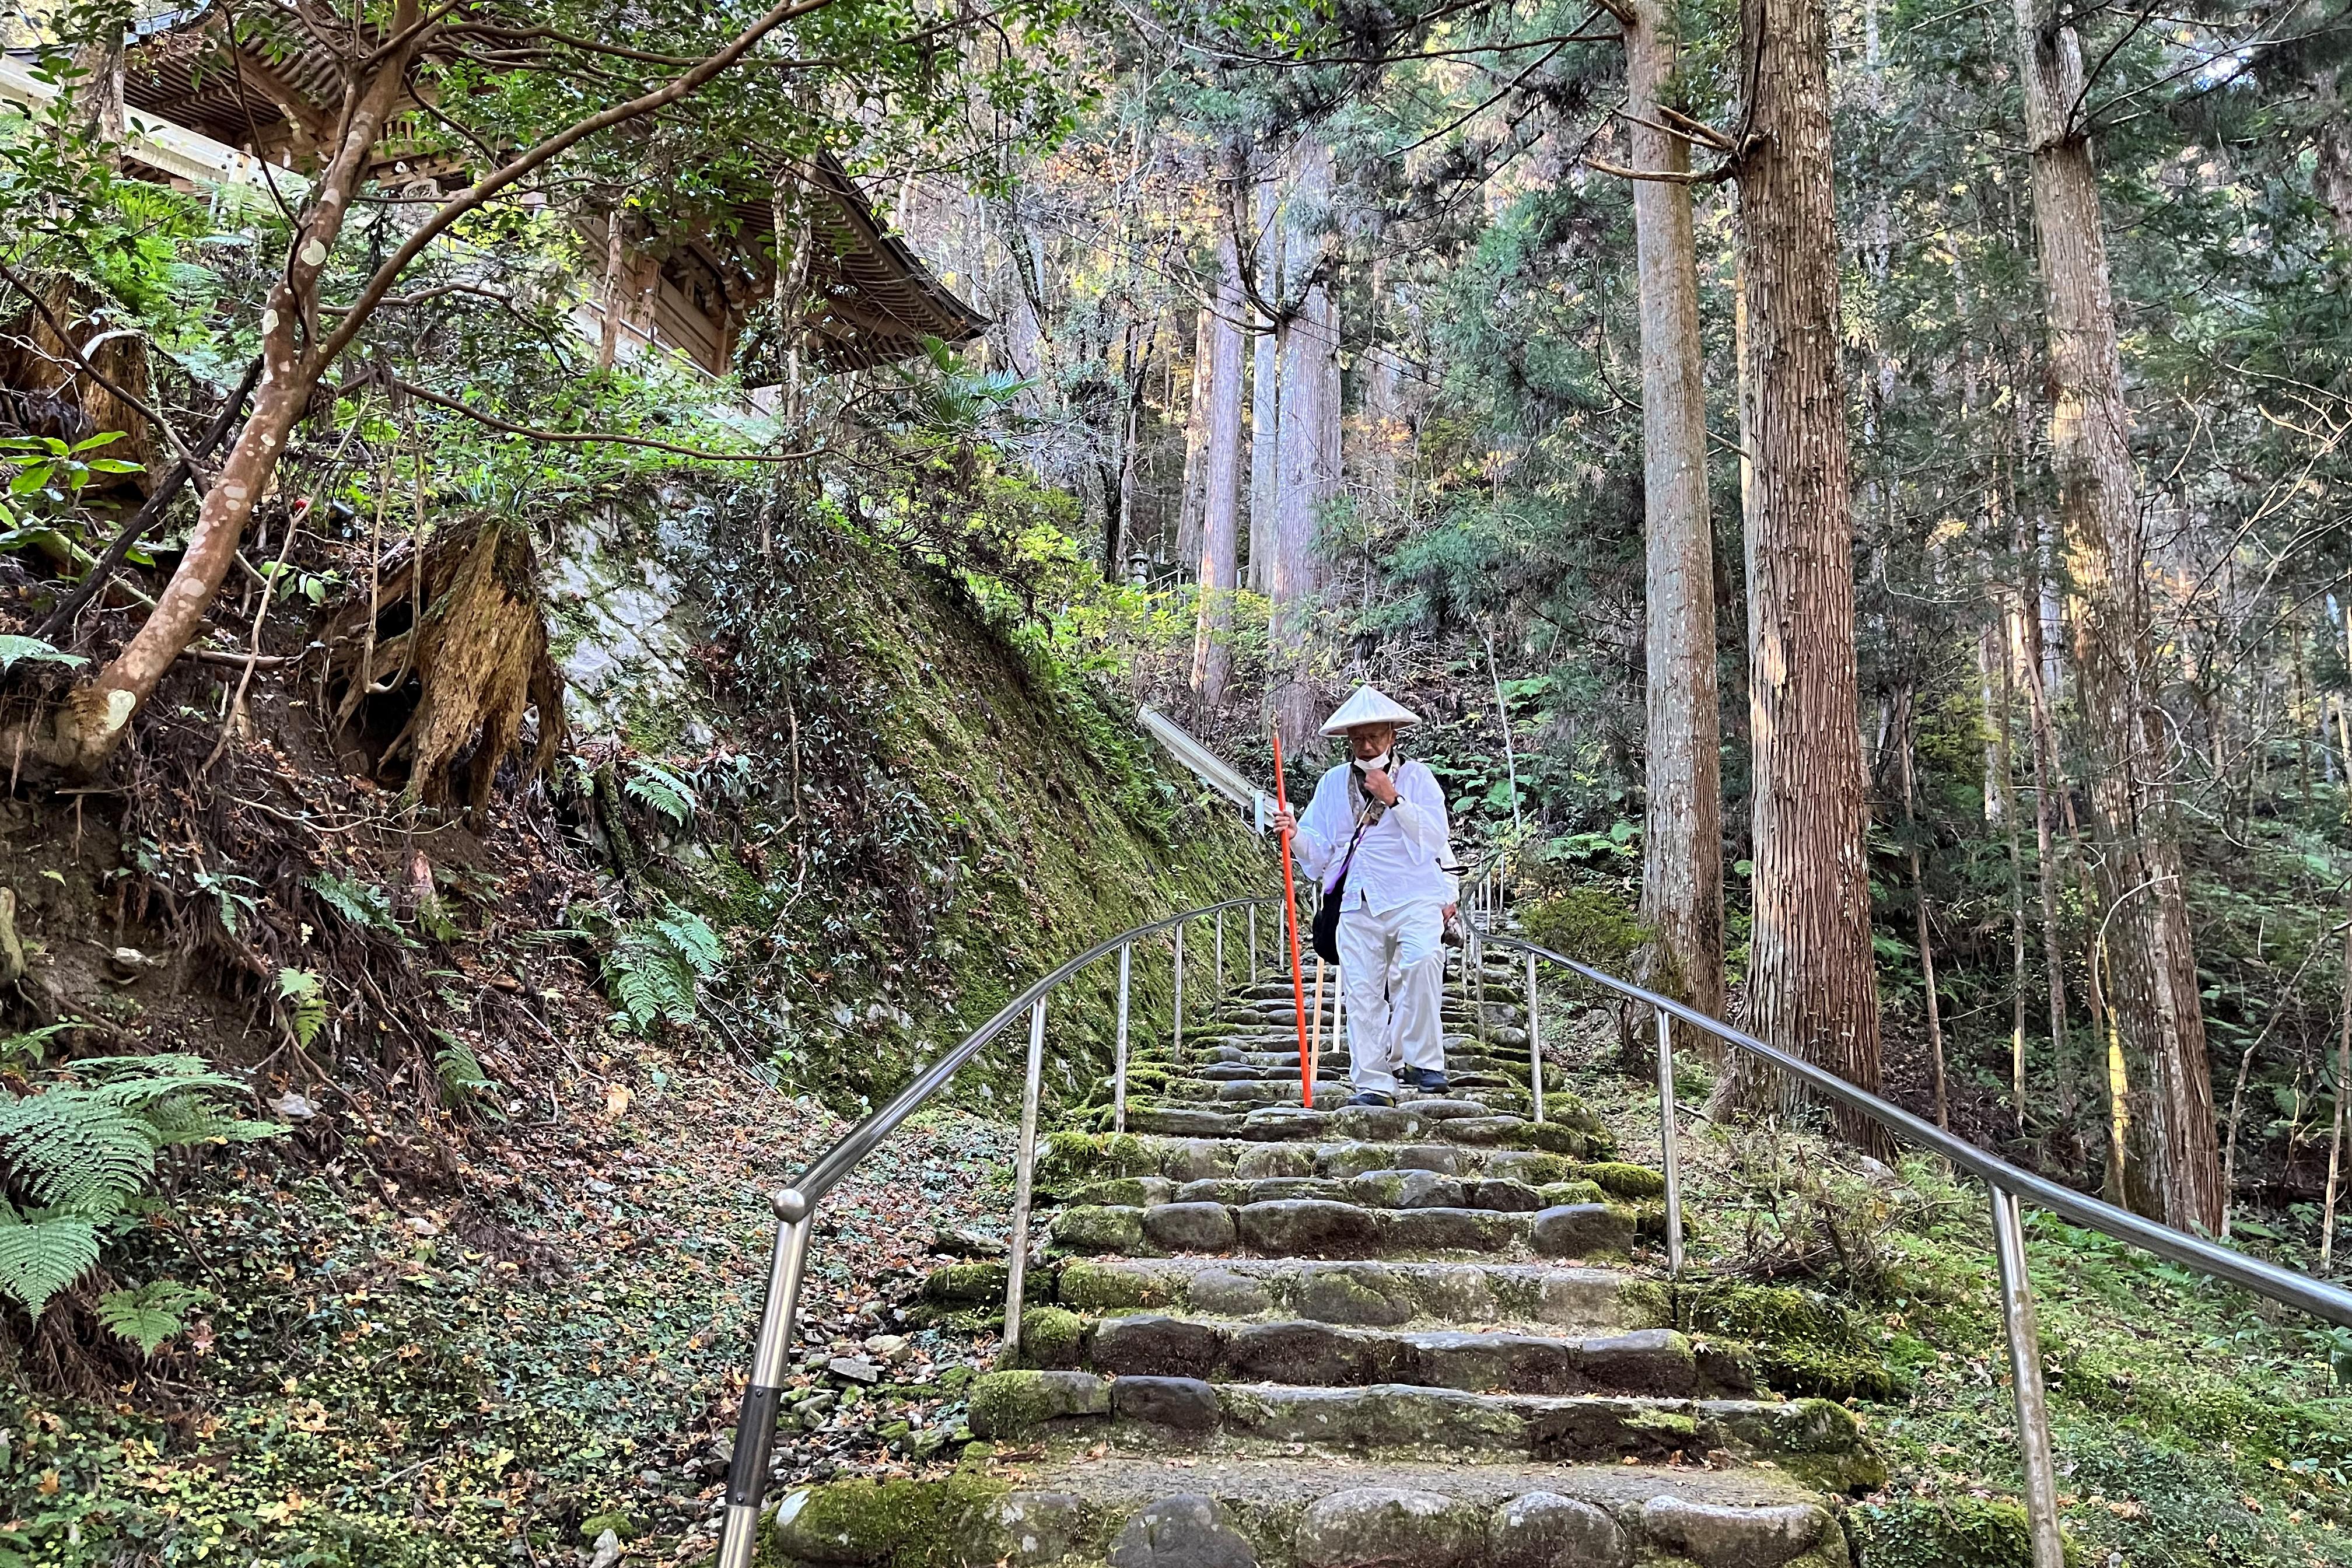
[1140,1079,1529,1116]
[1063,1169,1604,1213]
[1081,1315,1752,1397]
[963,1368,1875,1478]
[1052,1255,1661,1329]
[1118,1101,1559,1146]
[1186,1042,1550,1087]
[768,1451,1854,1568]
[1047,1196,1641,1261]
[1210,1014,1517,1045]
[1038,1131,1622,1193]
[1197,1063,1530,1096]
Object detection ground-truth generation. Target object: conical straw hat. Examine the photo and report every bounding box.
[1320,685,1420,736]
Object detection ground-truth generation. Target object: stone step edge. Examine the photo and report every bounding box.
[1059,1172,1614,1215]
[1049,1197,1647,1262]
[960,1370,1876,1482]
[769,1460,1854,1568]
[1040,1135,1640,1190]
[922,1255,1668,1336]
[1051,1314,1756,1398]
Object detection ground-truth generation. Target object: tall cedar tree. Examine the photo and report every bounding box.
[2010,0,2221,1229]
[1719,0,1885,1136]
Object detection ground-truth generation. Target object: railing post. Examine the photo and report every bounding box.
[1992,1185,2067,1568]
[1655,1006,1684,1279]
[1248,904,1258,983]
[1214,908,1224,998]
[1113,943,1132,1136]
[1525,952,1545,1125]
[1001,997,1048,1365]
[1172,919,1185,1055]
[716,1192,816,1568]
[1329,965,1343,1081]
[1474,927,1488,1046]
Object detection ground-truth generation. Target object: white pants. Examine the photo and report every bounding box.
[1336,900,1447,1095]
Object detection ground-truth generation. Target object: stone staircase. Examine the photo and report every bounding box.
[765,956,1882,1567]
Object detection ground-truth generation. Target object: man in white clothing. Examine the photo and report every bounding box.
[1267,686,1458,1107]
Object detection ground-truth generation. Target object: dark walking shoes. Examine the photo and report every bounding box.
[1404,1067,1450,1094]
[1344,1090,1395,1108]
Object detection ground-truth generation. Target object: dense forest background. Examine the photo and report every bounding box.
[874,0,2352,1240]
[2,0,2351,1556]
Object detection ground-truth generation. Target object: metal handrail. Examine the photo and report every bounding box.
[714,891,1284,1567]
[1487,922,2352,1568]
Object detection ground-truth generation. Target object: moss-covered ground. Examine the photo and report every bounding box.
[1,1051,1017,1566]
[1542,995,2352,1567]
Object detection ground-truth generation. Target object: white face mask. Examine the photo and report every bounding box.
[1354,750,1392,774]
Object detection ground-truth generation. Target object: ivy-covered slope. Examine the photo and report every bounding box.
[545,492,1270,1107]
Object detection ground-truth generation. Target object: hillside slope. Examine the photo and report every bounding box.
[0,489,1268,1564]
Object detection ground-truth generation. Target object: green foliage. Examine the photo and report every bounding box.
[432,1036,504,1122]
[0,1055,279,1321]
[0,634,88,674]
[189,866,261,936]
[622,761,698,827]
[1519,886,1653,974]
[309,873,402,935]
[414,890,463,943]
[276,968,328,1047]
[0,429,143,530]
[600,904,724,1033]
[1849,1498,2045,1568]
[94,1280,214,1356]
[1676,1279,1896,1401]
[0,1200,102,1321]
[0,1021,75,1069]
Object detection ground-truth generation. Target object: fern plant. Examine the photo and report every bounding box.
[600,904,723,1034]
[309,872,402,934]
[0,1055,281,1323]
[432,1034,505,1120]
[623,761,697,827]
[96,1280,213,1355]
[1,1021,74,1069]
[276,967,328,1046]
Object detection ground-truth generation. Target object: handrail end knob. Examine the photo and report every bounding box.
[771,1186,811,1223]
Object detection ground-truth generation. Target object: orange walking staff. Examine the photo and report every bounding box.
[1271,730,1314,1109]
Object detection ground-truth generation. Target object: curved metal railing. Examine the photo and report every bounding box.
[1474,908,2352,1568]
[714,892,1285,1567]
[713,855,2352,1568]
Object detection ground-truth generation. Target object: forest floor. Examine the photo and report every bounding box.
[1546,998,2352,1568]
[5,1038,1012,1567]
[13,970,2352,1567]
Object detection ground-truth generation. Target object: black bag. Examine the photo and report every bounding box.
[1310,796,1381,964]
[1311,876,1348,964]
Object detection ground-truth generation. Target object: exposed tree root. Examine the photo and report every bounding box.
[322,513,565,817]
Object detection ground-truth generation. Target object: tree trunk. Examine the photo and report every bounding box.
[771,173,815,424]
[1717,0,1884,1142]
[1174,303,1214,579]
[2322,919,2352,1269]
[600,211,631,370]
[1270,132,1338,755]
[49,15,421,769]
[1248,167,1284,597]
[1990,615,2029,1133]
[2016,538,2072,1109]
[2313,66,2352,243]
[1898,691,1950,1130]
[2012,0,2222,1231]
[69,0,128,146]
[1625,0,1725,1037]
[1191,218,1248,709]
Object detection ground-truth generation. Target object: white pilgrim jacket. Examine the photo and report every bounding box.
[1290,758,1458,914]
